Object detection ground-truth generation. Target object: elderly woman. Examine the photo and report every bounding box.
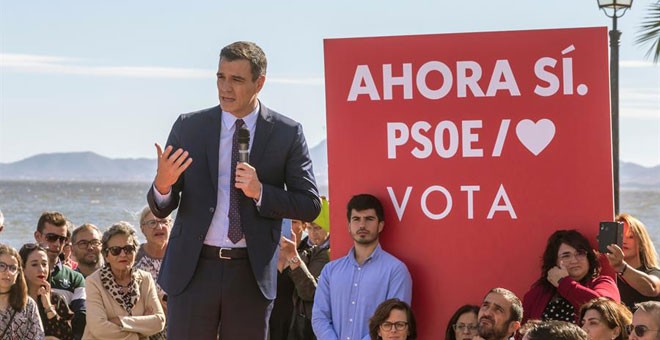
[368,298,417,340]
[579,297,632,340]
[135,206,171,340]
[278,197,331,340]
[0,244,44,339]
[84,222,165,339]
[19,243,74,340]
[605,213,660,311]
[522,229,620,324]
[445,304,479,340]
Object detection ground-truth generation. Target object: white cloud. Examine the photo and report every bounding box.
[0,53,323,84]
[620,60,658,68]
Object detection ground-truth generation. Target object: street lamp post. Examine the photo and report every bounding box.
[597,0,633,214]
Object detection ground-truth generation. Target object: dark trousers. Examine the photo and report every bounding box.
[167,256,273,340]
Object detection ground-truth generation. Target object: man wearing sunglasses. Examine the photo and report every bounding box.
[33,211,87,340]
[629,301,660,340]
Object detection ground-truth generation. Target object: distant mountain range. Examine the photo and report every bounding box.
[1,141,658,191]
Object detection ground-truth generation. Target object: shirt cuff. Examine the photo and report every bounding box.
[153,184,172,208]
[253,185,263,207]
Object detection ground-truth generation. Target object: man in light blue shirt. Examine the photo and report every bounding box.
[312,194,412,340]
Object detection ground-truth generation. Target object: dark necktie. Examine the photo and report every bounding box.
[228,119,245,243]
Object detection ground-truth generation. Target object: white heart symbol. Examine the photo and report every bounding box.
[515,119,556,156]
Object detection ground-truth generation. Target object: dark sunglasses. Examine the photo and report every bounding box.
[44,233,68,244]
[106,245,136,256]
[626,324,660,337]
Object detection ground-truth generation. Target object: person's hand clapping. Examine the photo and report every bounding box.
[154,143,193,195]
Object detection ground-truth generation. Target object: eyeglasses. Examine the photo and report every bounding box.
[380,321,408,332]
[75,239,102,249]
[44,233,68,244]
[558,250,588,262]
[106,245,136,256]
[626,324,660,337]
[0,261,19,274]
[141,219,172,229]
[453,323,478,332]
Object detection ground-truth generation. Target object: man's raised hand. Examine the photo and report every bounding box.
[154,143,193,195]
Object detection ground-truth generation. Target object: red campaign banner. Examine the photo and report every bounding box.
[324,27,613,338]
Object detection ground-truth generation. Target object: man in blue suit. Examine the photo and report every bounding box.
[147,41,321,339]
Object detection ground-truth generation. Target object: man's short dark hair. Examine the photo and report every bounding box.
[36,211,68,233]
[520,320,587,340]
[220,41,267,81]
[346,194,384,222]
[71,223,101,243]
[486,287,523,323]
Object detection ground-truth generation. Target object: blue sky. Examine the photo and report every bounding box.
[1,1,658,166]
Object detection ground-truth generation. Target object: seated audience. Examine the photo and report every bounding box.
[19,243,75,340]
[477,287,522,340]
[135,206,171,339]
[523,229,620,324]
[280,196,331,340]
[579,297,632,340]
[445,304,479,340]
[628,301,660,340]
[520,320,588,340]
[34,211,86,339]
[606,213,660,310]
[368,298,417,340]
[84,222,165,339]
[71,223,104,278]
[0,244,44,339]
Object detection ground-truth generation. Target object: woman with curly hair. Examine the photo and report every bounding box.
[522,229,620,324]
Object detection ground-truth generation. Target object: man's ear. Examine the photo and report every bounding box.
[34,230,41,242]
[255,74,266,92]
[508,320,521,337]
[377,221,384,234]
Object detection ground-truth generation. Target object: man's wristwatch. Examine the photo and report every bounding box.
[288,256,300,266]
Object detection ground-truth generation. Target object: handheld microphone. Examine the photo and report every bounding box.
[238,127,250,163]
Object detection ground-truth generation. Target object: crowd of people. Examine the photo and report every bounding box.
[1,39,659,340]
[0,199,658,340]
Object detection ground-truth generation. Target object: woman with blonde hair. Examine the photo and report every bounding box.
[579,297,632,340]
[0,244,44,339]
[605,213,660,310]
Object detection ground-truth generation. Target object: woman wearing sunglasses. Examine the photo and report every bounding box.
[83,222,165,339]
[368,298,417,340]
[19,243,75,340]
[629,301,660,340]
[0,244,44,339]
[522,230,620,324]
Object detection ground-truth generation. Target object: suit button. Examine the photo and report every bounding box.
[209,207,215,213]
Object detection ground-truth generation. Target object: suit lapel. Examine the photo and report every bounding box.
[250,102,274,166]
[206,106,222,191]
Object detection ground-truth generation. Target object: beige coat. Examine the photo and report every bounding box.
[83,268,165,340]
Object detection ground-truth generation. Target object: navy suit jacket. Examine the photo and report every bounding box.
[147,103,321,300]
